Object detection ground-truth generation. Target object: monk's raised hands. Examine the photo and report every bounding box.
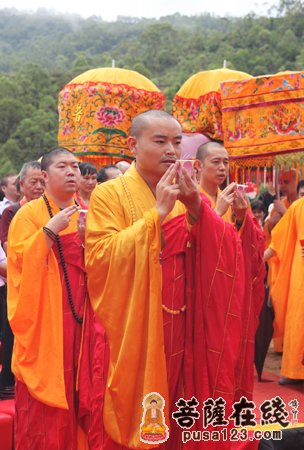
[156,163,180,224]
[214,183,235,217]
[177,166,201,224]
[46,205,79,235]
[233,188,249,224]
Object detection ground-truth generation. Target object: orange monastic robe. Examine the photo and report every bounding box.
[270,197,304,379]
[85,165,184,449]
[85,164,264,449]
[7,195,88,449]
[264,196,290,352]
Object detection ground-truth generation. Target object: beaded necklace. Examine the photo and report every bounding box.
[42,194,83,325]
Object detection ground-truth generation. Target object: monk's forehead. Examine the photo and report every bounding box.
[50,152,77,164]
[205,145,228,158]
[143,116,181,135]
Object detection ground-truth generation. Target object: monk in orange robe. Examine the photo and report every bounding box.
[85,111,264,450]
[264,197,304,383]
[7,148,90,449]
[264,169,298,354]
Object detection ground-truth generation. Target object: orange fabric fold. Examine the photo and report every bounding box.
[269,197,304,379]
[7,195,79,409]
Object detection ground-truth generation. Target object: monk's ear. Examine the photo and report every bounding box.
[194,159,201,173]
[41,170,48,184]
[128,136,138,157]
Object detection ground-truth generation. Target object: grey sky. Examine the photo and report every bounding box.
[1,0,278,21]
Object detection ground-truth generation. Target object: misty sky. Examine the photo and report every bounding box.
[1,0,278,20]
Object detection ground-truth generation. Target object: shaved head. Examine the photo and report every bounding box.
[41,147,75,172]
[130,110,179,138]
[196,141,227,163]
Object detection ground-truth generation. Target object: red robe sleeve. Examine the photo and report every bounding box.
[235,214,266,398]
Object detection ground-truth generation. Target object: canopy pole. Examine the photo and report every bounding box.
[275,164,280,200]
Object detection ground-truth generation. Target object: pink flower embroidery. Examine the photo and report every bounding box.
[190,102,198,121]
[80,134,88,142]
[62,124,71,136]
[96,106,126,126]
[87,86,98,97]
[62,90,70,102]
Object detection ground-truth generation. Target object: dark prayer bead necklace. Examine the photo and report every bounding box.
[42,194,83,325]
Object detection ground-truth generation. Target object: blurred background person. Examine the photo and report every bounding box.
[251,199,266,229]
[0,173,20,217]
[97,164,122,184]
[297,179,304,198]
[76,162,97,209]
[115,160,131,174]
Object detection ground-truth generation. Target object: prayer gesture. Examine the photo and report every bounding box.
[156,163,180,224]
[46,205,79,234]
[214,183,235,217]
[177,166,201,223]
[233,188,248,223]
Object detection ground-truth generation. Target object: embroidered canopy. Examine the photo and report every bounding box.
[172,68,252,141]
[222,71,304,172]
[58,67,166,168]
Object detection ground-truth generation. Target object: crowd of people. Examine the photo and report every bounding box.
[0,109,302,450]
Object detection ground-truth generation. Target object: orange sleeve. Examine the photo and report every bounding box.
[85,184,168,449]
[269,203,297,337]
[7,202,67,409]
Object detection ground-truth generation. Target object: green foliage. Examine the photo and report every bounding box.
[0,3,304,169]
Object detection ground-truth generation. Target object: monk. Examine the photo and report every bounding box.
[0,160,45,397]
[195,141,234,223]
[195,140,265,397]
[267,169,298,233]
[7,148,90,449]
[264,197,304,384]
[264,169,298,355]
[85,110,264,449]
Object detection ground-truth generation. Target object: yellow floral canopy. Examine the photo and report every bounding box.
[222,71,304,169]
[58,67,166,168]
[172,68,252,141]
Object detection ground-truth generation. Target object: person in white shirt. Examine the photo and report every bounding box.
[0,173,20,216]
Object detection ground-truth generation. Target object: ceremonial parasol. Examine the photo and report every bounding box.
[172,68,252,141]
[58,67,166,168]
[180,132,210,159]
[221,71,304,182]
[222,72,304,380]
